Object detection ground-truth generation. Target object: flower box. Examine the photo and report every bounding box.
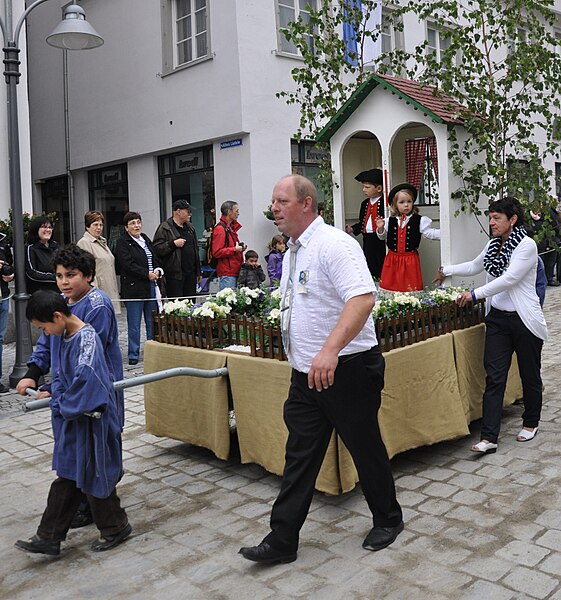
[153,312,287,360]
[152,286,485,360]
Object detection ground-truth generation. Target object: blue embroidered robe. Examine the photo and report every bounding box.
[51,324,122,499]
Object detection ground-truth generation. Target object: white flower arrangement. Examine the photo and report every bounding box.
[266,307,281,326]
[192,301,231,319]
[162,298,193,316]
[215,287,237,304]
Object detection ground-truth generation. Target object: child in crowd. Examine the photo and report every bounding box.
[16,244,124,529]
[237,250,266,289]
[266,235,286,285]
[375,183,441,292]
[15,290,131,556]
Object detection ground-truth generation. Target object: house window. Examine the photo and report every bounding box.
[276,0,317,56]
[426,25,451,61]
[88,164,129,252]
[175,0,209,66]
[162,0,211,74]
[508,27,527,54]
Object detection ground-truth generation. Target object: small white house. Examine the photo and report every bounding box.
[317,73,490,289]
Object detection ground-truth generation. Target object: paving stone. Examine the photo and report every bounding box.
[503,565,558,598]
[496,540,550,567]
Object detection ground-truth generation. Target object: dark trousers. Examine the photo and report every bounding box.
[37,477,128,542]
[362,233,386,279]
[542,249,557,283]
[166,276,197,300]
[265,347,402,552]
[481,309,543,443]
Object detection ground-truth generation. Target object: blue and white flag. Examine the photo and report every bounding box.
[342,1,383,66]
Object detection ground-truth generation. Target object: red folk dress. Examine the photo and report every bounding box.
[378,214,440,292]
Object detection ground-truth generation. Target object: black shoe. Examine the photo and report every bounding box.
[15,534,60,556]
[362,521,404,551]
[239,541,297,564]
[0,383,9,393]
[547,281,561,287]
[128,359,138,365]
[91,523,132,552]
[69,508,94,529]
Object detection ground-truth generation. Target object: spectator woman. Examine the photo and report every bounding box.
[25,216,59,294]
[77,210,121,314]
[434,197,548,454]
[114,212,163,365]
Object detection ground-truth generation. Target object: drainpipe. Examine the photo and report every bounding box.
[63,48,76,242]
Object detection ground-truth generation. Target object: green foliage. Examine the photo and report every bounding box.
[279,0,561,231]
[388,0,561,220]
[277,1,384,219]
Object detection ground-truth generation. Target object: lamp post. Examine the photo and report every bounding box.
[1,1,103,387]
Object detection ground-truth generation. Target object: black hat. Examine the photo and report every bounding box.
[388,183,418,205]
[354,169,383,186]
[172,199,193,212]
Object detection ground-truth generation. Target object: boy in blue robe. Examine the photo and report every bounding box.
[16,244,124,528]
[15,290,131,556]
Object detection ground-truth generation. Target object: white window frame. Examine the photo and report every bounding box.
[161,0,212,76]
[426,23,452,62]
[275,0,318,58]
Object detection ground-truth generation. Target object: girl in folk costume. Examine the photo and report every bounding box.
[375,184,440,292]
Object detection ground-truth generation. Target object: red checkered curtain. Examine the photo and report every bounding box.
[405,138,427,188]
[428,137,439,182]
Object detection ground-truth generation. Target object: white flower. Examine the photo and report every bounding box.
[271,288,282,300]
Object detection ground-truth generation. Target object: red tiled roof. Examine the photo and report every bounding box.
[317,73,470,143]
[376,74,467,125]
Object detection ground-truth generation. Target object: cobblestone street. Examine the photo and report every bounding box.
[1,291,561,599]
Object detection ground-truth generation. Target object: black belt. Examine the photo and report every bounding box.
[490,307,518,316]
[338,347,376,365]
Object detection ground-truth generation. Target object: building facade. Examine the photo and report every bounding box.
[12,0,561,273]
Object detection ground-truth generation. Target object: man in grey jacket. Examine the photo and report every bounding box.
[153,199,201,299]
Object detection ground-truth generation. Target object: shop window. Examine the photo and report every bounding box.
[41,176,69,244]
[88,164,129,252]
[158,147,214,238]
[291,139,328,206]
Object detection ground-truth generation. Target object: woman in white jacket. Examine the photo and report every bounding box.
[435,197,547,454]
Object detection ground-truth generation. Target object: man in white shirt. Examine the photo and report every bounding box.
[239,175,403,565]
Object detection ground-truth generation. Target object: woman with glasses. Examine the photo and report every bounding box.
[114,212,163,365]
[77,210,121,314]
[25,216,60,294]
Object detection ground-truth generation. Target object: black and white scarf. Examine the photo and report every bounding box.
[483,225,526,278]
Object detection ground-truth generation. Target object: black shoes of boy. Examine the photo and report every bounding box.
[15,534,61,556]
[362,521,404,551]
[90,523,132,552]
[238,541,297,564]
[0,383,10,394]
[129,359,138,365]
[69,508,94,529]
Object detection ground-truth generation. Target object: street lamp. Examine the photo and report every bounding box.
[1,0,103,387]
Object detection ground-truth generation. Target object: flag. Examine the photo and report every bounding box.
[343,0,361,66]
[342,1,383,66]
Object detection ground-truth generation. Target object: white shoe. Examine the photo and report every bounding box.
[516,427,538,442]
[470,440,498,454]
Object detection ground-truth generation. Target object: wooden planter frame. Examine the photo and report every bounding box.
[152,299,485,360]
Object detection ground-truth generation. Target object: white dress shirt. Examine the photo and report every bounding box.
[280,216,378,372]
